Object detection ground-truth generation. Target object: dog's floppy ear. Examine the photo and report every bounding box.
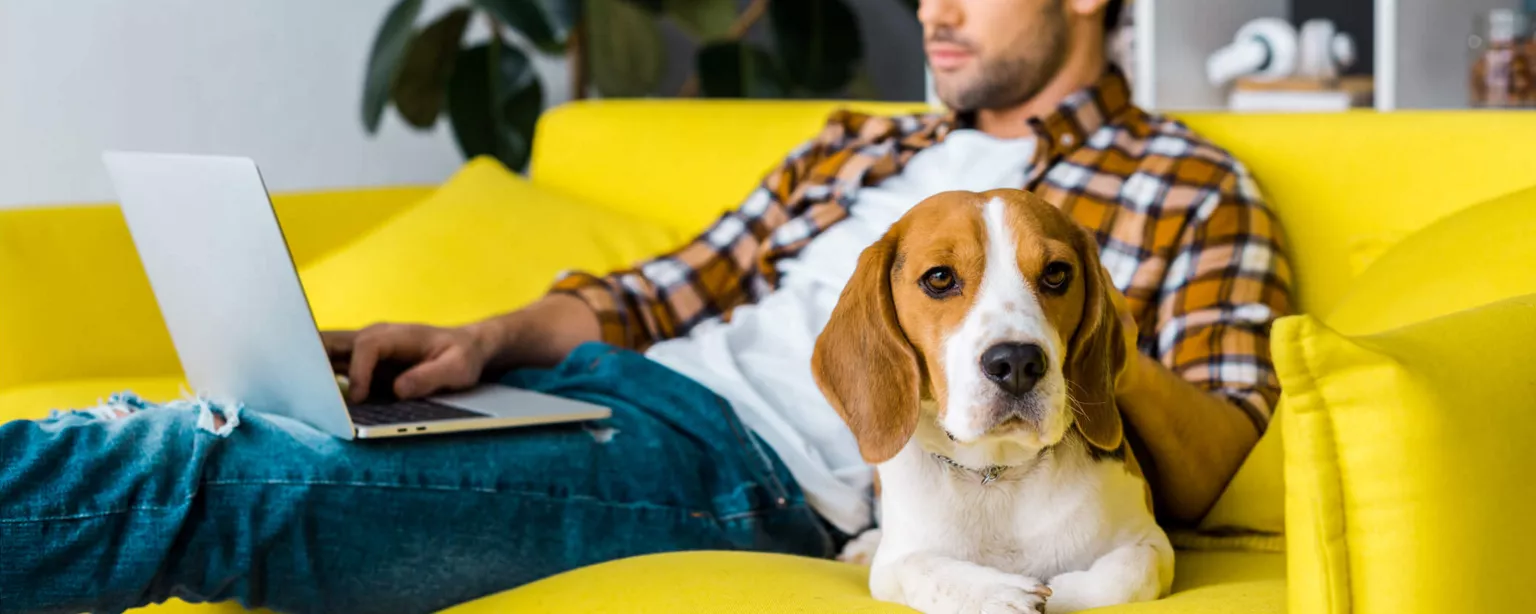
[1065,226,1127,453]
[812,233,922,464]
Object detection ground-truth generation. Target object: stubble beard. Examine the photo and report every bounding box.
[934,11,1070,112]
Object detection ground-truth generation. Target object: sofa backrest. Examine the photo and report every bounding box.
[530,101,1536,317]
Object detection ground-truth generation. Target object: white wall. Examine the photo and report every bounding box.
[0,0,568,209]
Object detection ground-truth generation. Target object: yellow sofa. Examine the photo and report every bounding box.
[4,102,1536,614]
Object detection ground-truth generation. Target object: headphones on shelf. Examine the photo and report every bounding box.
[1206,17,1357,86]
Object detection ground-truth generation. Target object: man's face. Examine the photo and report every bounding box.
[919,0,1070,112]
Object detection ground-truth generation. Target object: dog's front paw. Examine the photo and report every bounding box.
[974,577,1051,614]
[837,528,882,565]
[937,572,1049,614]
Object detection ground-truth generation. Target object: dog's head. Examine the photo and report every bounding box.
[812,189,1126,464]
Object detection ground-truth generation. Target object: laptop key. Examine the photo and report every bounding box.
[348,399,486,426]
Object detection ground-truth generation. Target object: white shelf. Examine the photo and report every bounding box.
[921,1,1532,113]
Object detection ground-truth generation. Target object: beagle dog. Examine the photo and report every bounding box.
[811,189,1173,613]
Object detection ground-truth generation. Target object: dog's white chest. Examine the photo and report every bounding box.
[875,444,1154,581]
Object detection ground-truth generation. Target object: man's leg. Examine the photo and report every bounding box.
[0,343,835,614]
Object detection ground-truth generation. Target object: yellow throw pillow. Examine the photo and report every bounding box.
[1325,183,1536,335]
[1277,295,1536,614]
[299,157,683,331]
[1193,183,1536,545]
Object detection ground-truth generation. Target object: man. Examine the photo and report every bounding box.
[0,0,1291,612]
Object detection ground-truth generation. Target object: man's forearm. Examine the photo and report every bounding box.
[465,294,602,372]
[1116,353,1259,524]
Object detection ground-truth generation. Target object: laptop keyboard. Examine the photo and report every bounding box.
[348,399,487,426]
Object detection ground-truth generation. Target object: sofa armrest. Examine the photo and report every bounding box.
[0,187,429,394]
[1276,300,1536,614]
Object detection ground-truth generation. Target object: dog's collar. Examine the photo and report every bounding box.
[931,453,1018,485]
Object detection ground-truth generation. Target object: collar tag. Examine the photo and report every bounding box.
[935,453,1013,485]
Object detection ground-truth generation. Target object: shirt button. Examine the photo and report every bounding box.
[1059,134,1076,147]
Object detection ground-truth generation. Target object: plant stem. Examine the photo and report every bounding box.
[679,0,772,97]
[569,20,588,100]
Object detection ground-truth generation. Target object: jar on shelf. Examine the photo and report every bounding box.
[1469,9,1533,107]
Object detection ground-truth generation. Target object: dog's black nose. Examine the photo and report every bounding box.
[980,342,1047,396]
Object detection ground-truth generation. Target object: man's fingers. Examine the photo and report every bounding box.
[394,352,475,399]
[346,338,381,404]
[394,360,448,400]
[320,330,356,357]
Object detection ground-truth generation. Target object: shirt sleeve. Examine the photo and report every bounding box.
[1153,164,1294,431]
[547,134,834,352]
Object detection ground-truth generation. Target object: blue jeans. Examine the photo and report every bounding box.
[0,343,841,614]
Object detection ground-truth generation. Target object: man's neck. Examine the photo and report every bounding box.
[975,42,1107,140]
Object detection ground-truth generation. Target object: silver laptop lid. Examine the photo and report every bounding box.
[102,151,356,438]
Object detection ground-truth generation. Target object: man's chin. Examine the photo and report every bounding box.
[930,79,978,109]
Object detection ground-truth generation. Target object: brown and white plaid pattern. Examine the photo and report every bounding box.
[551,69,1293,430]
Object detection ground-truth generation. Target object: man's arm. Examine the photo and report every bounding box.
[1115,352,1261,524]
[466,294,602,371]
[332,116,864,398]
[544,122,853,353]
[1115,167,1293,524]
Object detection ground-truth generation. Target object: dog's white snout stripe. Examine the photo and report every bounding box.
[940,197,1061,440]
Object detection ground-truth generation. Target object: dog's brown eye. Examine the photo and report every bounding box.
[920,267,960,298]
[1041,262,1072,294]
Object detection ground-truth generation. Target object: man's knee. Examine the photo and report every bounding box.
[46,391,243,437]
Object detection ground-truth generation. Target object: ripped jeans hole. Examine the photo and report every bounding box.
[53,391,244,437]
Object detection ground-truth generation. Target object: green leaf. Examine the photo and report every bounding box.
[362,0,424,134]
[664,0,737,41]
[769,0,863,94]
[586,0,666,97]
[391,8,472,129]
[471,0,580,54]
[697,41,787,98]
[445,42,545,171]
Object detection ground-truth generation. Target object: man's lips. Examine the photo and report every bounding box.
[926,43,972,70]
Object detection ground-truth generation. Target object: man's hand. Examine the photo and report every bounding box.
[319,295,604,405]
[322,324,495,404]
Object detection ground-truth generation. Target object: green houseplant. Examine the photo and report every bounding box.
[360,0,884,172]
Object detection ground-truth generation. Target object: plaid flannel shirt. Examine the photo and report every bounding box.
[551,69,1293,431]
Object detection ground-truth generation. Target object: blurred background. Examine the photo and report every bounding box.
[1,0,1529,210]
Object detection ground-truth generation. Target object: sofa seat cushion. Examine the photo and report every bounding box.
[448,550,1284,613]
[1276,295,1536,614]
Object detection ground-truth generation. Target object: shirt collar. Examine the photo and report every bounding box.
[942,66,1134,160]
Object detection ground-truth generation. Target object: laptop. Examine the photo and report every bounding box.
[101,151,611,440]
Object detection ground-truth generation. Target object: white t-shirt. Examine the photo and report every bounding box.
[645,130,1039,535]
